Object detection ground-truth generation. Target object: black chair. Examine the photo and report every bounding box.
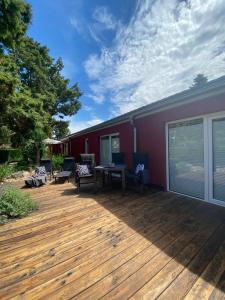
[126,152,150,192]
[40,159,53,179]
[112,153,125,165]
[75,154,95,192]
[110,153,126,180]
[54,157,75,183]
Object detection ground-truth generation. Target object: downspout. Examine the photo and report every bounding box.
[129,116,137,153]
[69,138,72,156]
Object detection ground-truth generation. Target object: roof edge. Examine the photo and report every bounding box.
[62,75,225,141]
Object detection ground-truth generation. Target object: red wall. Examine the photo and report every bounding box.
[69,93,225,190]
[70,122,134,167]
[51,144,61,154]
[136,94,225,189]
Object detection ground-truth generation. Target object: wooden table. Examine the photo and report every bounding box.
[94,165,126,192]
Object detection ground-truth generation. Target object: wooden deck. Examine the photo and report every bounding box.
[1,182,225,299]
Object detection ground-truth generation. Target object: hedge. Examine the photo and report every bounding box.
[0,149,22,164]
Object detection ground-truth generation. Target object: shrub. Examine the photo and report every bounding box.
[0,215,8,225]
[0,149,22,164]
[0,186,38,223]
[0,165,14,182]
[52,154,64,171]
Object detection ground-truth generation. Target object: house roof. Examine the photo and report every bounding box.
[43,138,61,145]
[62,75,225,141]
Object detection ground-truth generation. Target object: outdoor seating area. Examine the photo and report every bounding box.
[24,152,150,194]
[1,181,225,299]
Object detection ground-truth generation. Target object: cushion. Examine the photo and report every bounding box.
[135,164,144,174]
[76,164,90,176]
[35,166,46,176]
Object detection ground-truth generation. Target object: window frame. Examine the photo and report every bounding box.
[165,110,225,207]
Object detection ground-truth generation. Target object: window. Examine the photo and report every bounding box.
[100,134,120,165]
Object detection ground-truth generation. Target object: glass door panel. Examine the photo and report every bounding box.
[212,118,225,201]
[101,136,110,165]
[168,119,205,199]
[111,136,120,153]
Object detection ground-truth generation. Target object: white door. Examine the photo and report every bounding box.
[210,117,225,202]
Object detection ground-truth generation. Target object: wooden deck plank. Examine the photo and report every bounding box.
[158,223,225,300]
[0,196,189,297]
[0,182,225,300]
[18,195,202,299]
[184,240,225,300]
[96,203,221,300]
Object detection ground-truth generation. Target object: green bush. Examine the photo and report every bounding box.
[0,165,14,182]
[0,149,22,163]
[0,186,38,223]
[52,154,64,171]
[0,215,8,225]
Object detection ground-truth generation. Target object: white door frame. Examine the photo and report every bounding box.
[208,114,225,206]
[166,110,225,207]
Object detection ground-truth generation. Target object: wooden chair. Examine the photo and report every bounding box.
[110,153,126,180]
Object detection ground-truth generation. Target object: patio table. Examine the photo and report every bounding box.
[54,171,71,182]
[94,165,126,192]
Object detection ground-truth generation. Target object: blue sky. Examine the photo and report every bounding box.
[27,0,225,134]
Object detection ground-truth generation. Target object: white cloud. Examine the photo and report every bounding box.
[86,93,104,104]
[70,6,118,44]
[70,18,83,36]
[85,0,225,115]
[93,6,117,30]
[84,54,104,79]
[83,105,92,112]
[69,117,103,133]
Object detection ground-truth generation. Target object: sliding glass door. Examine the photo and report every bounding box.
[168,114,225,205]
[212,117,225,202]
[168,119,205,199]
[100,134,120,165]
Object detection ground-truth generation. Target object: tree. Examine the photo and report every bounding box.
[190,74,208,89]
[0,125,13,146]
[0,1,82,162]
[0,0,31,50]
[53,120,70,140]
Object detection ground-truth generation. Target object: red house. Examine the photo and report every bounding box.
[59,76,225,206]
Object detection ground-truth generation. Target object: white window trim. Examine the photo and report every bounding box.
[100,133,120,164]
[166,110,225,207]
[85,138,89,154]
